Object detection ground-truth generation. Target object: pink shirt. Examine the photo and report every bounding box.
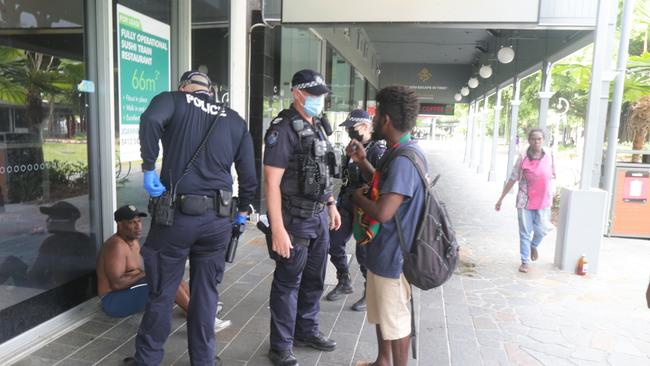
[510,148,555,210]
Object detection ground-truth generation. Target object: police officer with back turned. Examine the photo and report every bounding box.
[263,69,342,366]
[128,71,256,366]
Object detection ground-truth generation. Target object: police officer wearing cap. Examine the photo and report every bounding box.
[263,69,342,366]
[325,109,385,310]
[130,71,257,366]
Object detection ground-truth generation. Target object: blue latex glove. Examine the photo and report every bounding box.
[143,170,167,197]
[233,213,248,229]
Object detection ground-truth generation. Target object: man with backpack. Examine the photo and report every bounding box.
[350,85,426,366]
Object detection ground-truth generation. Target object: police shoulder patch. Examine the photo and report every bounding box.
[265,130,279,147]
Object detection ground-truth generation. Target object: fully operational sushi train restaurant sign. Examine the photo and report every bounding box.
[117,4,170,162]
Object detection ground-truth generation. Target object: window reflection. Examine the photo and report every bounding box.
[0,16,95,312]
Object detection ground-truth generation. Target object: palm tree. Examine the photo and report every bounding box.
[0,47,72,202]
[628,95,650,162]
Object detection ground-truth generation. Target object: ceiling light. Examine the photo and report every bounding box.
[497,46,515,64]
[479,65,493,79]
[454,93,462,102]
[468,77,479,89]
[460,87,470,96]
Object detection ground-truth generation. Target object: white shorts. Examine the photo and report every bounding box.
[366,271,412,340]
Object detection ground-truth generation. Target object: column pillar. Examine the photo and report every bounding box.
[477,97,489,174]
[86,0,116,240]
[171,0,191,86]
[464,102,475,164]
[488,88,502,182]
[538,60,554,136]
[603,0,636,229]
[470,101,480,168]
[229,0,248,116]
[506,78,521,181]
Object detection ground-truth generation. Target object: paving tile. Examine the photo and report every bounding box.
[247,356,275,366]
[102,318,141,341]
[318,332,358,365]
[571,347,607,362]
[31,343,76,363]
[68,337,123,363]
[56,358,93,365]
[11,356,54,366]
[220,331,267,362]
[94,352,132,366]
[52,331,97,349]
[74,320,116,337]
[607,352,650,366]
[449,339,482,366]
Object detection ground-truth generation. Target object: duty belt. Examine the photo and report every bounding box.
[282,196,325,218]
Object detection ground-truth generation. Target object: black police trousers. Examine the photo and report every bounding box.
[269,210,329,351]
[328,204,367,278]
[134,209,230,366]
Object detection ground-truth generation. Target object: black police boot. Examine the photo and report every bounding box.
[268,349,299,366]
[351,284,367,312]
[294,331,336,352]
[325,272,353,301]
[124,355,222,365]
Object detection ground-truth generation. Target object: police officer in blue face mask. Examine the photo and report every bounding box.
[263,69,342,366]
[127,71,257,366]
[325,109,386,311]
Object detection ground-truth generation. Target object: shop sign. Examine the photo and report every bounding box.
[117,4,170,162]
[419,103,454,116]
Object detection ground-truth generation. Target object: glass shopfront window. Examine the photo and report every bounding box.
[280,28,322,109]
[113,0,171,233]
[0,0,98,343]
[325,46,353,145]
[352,70,366,110]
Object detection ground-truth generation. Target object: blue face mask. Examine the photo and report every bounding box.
[302,93,325,117]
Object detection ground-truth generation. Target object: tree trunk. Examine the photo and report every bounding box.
[632,130,648,163]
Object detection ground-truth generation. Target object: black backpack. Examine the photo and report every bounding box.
[384,147,460,290]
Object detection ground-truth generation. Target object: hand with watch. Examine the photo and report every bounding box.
[327,196,341,231]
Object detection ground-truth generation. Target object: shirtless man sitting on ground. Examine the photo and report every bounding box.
[97,204,230,332]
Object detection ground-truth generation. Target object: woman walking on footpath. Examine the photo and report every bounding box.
[495,129,555,273]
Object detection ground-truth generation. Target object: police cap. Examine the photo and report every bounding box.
[179,70,212,89]
[339,109,372,127]
[291,69,330,96]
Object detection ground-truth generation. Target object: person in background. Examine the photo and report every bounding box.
[325,109,385,312]
[495,128,555,273]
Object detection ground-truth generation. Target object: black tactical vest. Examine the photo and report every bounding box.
[276,109,337,218]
